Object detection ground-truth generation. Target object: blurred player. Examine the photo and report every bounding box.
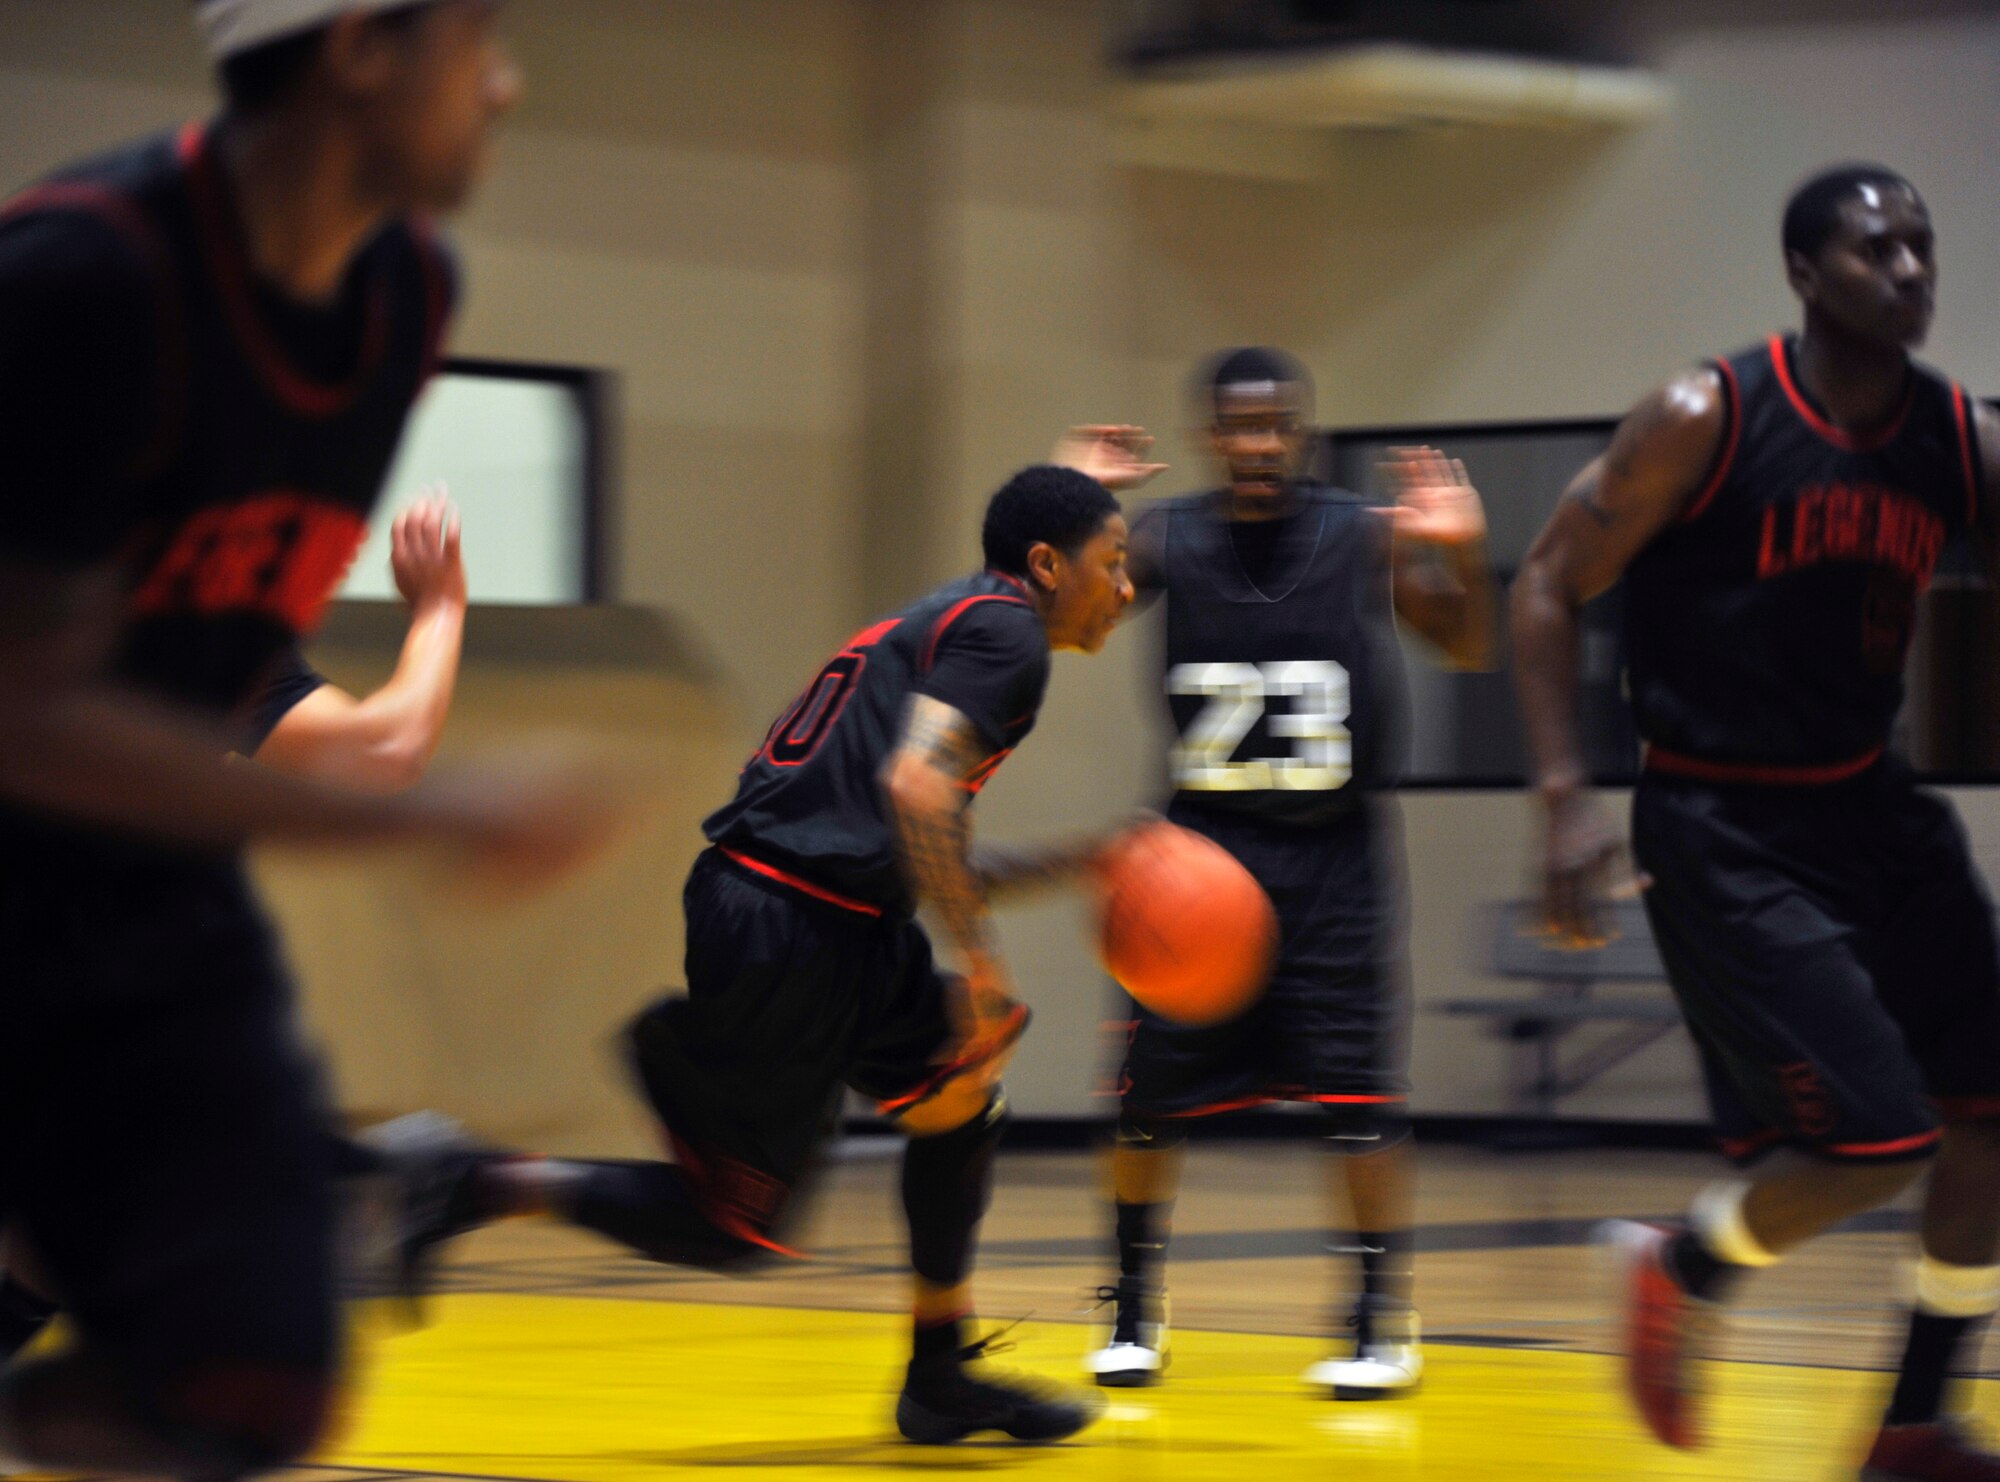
[1513,165,2000,1477]
[1084,350,1494,1396]
[0,489,472,1365]
[409,440,1162,1445]
[0,6,617,1477]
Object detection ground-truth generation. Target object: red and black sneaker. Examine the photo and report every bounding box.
[1863,1419,2000,1481]
[1603,1220,1711,1449]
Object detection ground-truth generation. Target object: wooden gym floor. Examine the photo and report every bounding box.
[287,1140,1991,1482]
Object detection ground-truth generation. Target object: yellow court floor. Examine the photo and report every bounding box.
[274,1140,2000,1482]
[324,1291,1953,1482]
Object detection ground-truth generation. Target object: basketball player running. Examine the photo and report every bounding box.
[408,441,1163,1444]
[0,6,613,1476]
[1513,165,2000,1478]
[0,489,473,1364]
[1086,348,1494,1396]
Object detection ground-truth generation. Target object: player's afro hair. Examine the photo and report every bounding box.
[1200,346,1313,419]
[1782,163,1923,260]
[982,465,1121,580]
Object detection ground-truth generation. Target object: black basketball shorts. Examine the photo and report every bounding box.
[1633,757,2000,1165]
[625,846,961,1245]
[1111,800,1409,1119]
[0,863,338,1423]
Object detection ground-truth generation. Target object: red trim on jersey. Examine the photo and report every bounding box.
[658,1128,805,1259]
[1768,334,1913,453]
[919,593,1032,675]
[1720,1129,1785,1163]
[1680,357,1742,522]
[1643,743,1882,786]
[875,1003,1031,1115]
[178,121,390,419]
[719,846,882,917]
[1157,1094,1277,1118]
[1827,1128,1942,1159]
[0,180,188,479]
[1952,383,1980,529]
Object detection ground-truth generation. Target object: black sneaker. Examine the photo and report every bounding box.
[896,1330,1097,1444]
[355,1112,501,1319]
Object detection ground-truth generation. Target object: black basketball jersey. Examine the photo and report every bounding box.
[703,571,1052,915]
[1137,484,1404,828]
[0,124,451,865]
[1625,335,1983,780]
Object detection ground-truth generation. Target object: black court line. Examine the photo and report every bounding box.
[428,1207,1926,1303]
[971,1206,1917,1265]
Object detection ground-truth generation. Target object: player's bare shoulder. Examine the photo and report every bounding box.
[1593,364,1731,520]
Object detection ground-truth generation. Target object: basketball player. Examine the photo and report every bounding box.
[402,441,1164,1445]
[1514,165,2000,1478]
[0,489,473,1364]
[1086,348,1494,1396]
[0,6,612,1476]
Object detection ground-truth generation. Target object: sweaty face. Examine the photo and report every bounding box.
[1210,384,1309,502]
[364,0,521,213]
[1043,515,1134,654]
[1799,185,1936,349]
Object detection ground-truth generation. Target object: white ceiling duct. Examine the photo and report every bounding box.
[1112,43,1672,177]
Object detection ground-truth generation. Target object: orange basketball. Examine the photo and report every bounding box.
[1092,821,1278,1027]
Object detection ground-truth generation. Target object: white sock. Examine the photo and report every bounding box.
[1914,1255,2000,1318]
[1690,1181,1781,1268]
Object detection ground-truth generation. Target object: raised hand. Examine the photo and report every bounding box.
[391,485,467,610]
[1051,424,1170,492]
[1379,446,1487,548]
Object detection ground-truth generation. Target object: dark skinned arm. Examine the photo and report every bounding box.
[1510,368,1728,944]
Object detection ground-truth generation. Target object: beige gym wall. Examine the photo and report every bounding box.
[2,2,1997,1138]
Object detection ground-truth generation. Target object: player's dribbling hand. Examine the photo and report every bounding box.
[391,485,467,611]
[947,960,1031,1087]
[1051,425,1170,492]
[1377,446,1487,547]
[1537,785,1637,949]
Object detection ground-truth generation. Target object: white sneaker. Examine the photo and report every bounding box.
[1083,1278,1169,1387]
[1303,1301,1422,1399]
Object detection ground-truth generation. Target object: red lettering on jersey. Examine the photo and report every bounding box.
[1754,483,1943,588]
[130,493,367,635]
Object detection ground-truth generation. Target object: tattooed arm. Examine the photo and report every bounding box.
[1511,367,1726,946]
[883,694,1015,1001]
[972,838,1106,900]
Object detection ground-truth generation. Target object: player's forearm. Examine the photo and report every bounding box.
[354,597,465,782]
[972,839,1098,901]
[0,686,435,849]
[1509,556,1591,797]
[888,770,1001,971]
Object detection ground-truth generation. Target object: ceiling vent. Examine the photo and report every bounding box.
[1112,43,1672,177]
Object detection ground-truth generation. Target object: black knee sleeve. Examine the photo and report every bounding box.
[1321,1101,1411,1154]
[1114,1110,1188,1151]
[568,1161,773,1273]
[902,1093,1008,1287]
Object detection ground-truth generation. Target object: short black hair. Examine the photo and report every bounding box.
[981,465,1121,579]
[205,2,431,114]
[1782,163,1922,260]
[1201,345,1313,419]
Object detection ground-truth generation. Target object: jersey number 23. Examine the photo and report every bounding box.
[1168,660,1351,792]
